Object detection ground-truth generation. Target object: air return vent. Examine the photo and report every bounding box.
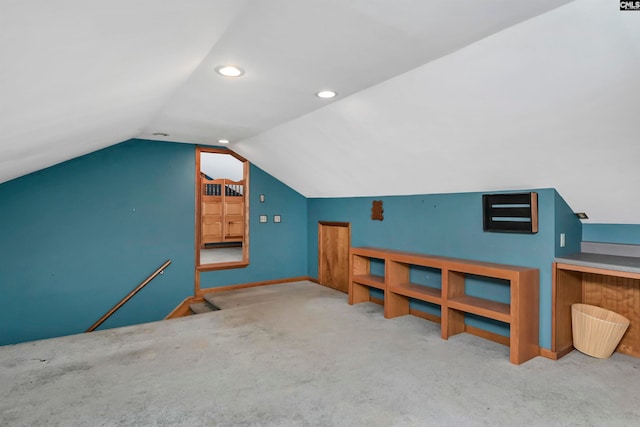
[482,192,538,234]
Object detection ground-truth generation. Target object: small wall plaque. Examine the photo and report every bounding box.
[371,200,384,221]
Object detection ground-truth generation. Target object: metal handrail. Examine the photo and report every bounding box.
[86,259,172,332]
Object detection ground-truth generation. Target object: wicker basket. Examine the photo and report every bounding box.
[571,303,630,359]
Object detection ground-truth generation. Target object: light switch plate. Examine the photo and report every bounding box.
[259,215,268,223]
[273,215,281,223]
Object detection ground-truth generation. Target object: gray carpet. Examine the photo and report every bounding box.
[1,281,638,426]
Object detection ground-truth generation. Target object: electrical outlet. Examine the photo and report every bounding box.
[560,233,566,247]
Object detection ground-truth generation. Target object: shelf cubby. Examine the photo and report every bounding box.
[390,283,441,304]
[446,296,510,323]
[352,274,385,289]
[349,249,386,304]
[385,259,442,318]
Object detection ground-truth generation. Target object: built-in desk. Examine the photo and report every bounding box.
[552,253,640,359]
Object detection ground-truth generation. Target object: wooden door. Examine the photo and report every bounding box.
[318,222,350,293]
[202,199,223,244]
[224,198,244,242]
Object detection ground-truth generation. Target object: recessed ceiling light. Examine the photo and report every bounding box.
[215,65,245,78]
[152,132,169,137]
[217,139,230,144]
[315,90,337,99]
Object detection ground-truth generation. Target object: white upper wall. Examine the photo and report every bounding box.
[233,0,640,224]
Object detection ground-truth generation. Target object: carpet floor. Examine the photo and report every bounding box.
[1,281,638,426]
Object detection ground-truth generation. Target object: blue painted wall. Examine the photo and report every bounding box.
[199,164,308,288]
[307,189,560,349]
[0,134,594,351]
[582,224,640,245]
[554,190,582,257]
[0,139,195,345]
[0,139,308,345]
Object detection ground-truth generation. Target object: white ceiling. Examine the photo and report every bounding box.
[1,0,638,224]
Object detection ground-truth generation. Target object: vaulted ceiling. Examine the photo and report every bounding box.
[2,1,638,224]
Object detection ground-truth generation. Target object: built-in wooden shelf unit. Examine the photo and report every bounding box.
[349,247,540,365]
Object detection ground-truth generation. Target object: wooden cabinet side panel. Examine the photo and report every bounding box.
[445,270,466,299]
[385,291,410,319]
[350,283,371,305]
[352,254,370,276]
[385,261,410,318]
[349,254,371,305]
[510,269,539,365]
[442,270,466,339]
[553,267,583,353]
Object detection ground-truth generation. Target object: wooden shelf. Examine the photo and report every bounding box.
[352,274,385,290]
[389,282,441,305]
[348,246,539,365]
[447,296,510,323]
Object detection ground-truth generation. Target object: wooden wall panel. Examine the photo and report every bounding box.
[583,273,640,357]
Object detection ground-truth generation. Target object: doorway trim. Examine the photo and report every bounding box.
[195,146,250,276]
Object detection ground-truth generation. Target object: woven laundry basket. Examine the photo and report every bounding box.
[571,303,630,359]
